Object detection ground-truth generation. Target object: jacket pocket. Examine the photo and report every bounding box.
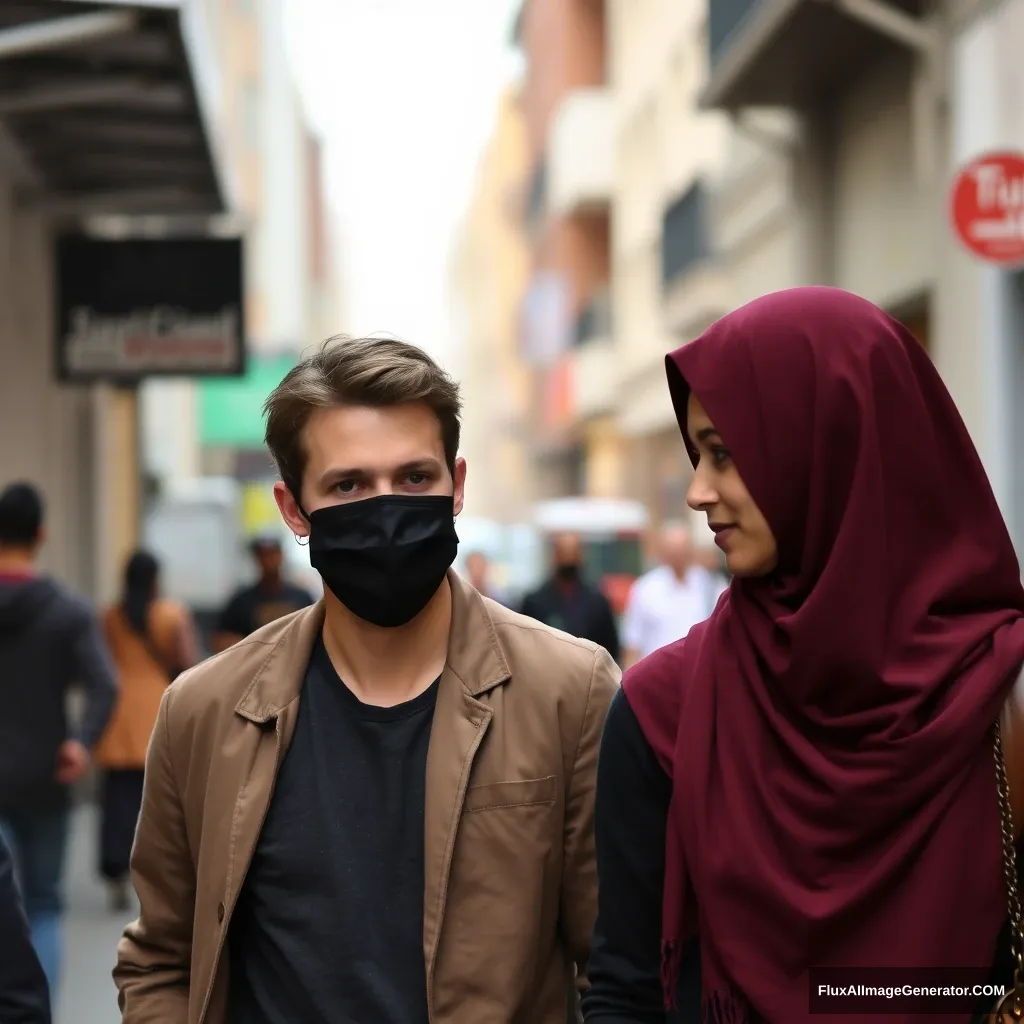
[464,775,557,813]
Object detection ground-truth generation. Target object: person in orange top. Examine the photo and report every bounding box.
[94,551,198,910]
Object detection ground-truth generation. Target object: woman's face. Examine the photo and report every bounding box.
[686,393,779,578]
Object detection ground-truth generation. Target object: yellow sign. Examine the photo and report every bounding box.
[241,483,280,536]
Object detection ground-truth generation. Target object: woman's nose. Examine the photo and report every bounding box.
[687,468,717,512]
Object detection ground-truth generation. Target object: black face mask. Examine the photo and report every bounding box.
[308,495,459,628]
[555,563,581,584]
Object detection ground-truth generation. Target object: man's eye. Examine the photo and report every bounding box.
[337,480,357,493]
[407,472,428,485]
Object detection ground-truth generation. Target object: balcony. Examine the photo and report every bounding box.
[573,289,612,348]
[662,181,711,288]
[572,339,617,420]
[661,181,729,338]
[702,0,931,110]
[547,88,613,217]
[570,290,616,420]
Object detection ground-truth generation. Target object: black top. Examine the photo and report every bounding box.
[0,575,117,813]
[520,579,621,662]
[0,832,50,1023]
[218,580,314,639]
[228,640,436,1024]
[581,688,696,1023]
[582,689,1020,1023]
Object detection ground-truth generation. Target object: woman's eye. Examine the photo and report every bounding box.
[711,448,731,467]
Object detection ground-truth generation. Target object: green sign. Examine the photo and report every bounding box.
[199,354,296,447]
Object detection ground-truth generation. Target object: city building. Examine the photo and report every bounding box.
[0,0,229,601]
[943,0,1024,547]
[460,0,1024,557]
[606,0,733,527]
[450,86,533,523]
[696,0,1024,549]
[142,0,342,500]
[514,0,614,501]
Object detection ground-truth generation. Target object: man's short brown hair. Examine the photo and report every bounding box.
[263,335,462,505]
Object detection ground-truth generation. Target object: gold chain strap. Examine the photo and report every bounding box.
[993,720,1024,1019]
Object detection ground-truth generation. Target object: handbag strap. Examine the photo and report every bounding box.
[137,627,176,683]
[994,719,1024,988]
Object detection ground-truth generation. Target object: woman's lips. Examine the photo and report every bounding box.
[711,525,736,548]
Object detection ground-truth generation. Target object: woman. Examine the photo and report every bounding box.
[582,287,1024,1023]
[94,550,198,910]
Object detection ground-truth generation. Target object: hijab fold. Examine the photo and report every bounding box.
[624,287,1024,1023]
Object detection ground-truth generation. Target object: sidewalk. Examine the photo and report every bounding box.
[59,803,136,1024]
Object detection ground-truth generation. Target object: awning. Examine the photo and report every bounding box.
[700,0,931,110]
[0,0,227,215]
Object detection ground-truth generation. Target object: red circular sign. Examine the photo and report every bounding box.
[951,151,1024,265]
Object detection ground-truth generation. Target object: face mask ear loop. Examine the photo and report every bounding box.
[294,493,311,547]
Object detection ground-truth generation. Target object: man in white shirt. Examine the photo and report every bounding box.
[622,521,727,667]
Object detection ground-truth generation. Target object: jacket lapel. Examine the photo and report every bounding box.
[197,602,325,1023]
[422,572,511,1013]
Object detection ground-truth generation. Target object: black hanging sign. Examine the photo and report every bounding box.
[55,235,245,381]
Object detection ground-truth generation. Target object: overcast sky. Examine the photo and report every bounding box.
[283,0,523,368]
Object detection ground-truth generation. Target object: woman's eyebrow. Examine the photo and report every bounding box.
[696,427,722,443]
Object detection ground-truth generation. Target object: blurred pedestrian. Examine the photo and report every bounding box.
[520,532,620,662]
[583,287,1024,1022]
[0,482,117,999]
[212,535,314,652]
[463,549,510,605]
[94,550,198,911]
[115,336,617,1023]
[621,521,726,668]
[0,831,50,1024]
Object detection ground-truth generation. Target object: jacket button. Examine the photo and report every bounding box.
[217,902,225,923]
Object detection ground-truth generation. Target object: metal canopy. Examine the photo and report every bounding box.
[0,0,224,215]
[701,0,928,110]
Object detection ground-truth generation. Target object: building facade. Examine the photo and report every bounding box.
[450,87,534,523]
[0,1,228,602]
[515,0,614,500]
[142,0,342,491]
[943,0,1024,548]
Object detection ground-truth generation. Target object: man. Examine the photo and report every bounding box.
[212,535,315,652]
[520,532,621,663]
[115,336,619,1023]
[463,549,509,606]
[0,482,117,998]
[621,520,727,668]
[0,832,50,1023]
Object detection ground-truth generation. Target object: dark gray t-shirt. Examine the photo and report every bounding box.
[228,639,436,1024]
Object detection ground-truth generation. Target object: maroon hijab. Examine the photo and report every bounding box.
[624,287,1024,1022]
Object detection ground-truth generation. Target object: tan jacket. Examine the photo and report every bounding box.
[114,571,620,1023]
[96,599,192,770]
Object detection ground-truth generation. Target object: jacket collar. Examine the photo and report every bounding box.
[234,569,510,723]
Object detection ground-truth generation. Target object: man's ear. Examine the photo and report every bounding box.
[274,482,309,538]
[452,457,467,517]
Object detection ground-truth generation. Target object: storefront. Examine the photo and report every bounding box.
[941,0,1024,550]
[0,0,228,600]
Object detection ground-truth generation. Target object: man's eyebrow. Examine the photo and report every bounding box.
[398,458,442,473]
[318,466,371,485]
[317,458,442,486]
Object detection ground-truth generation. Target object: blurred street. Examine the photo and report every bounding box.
[58,804,136,1024]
